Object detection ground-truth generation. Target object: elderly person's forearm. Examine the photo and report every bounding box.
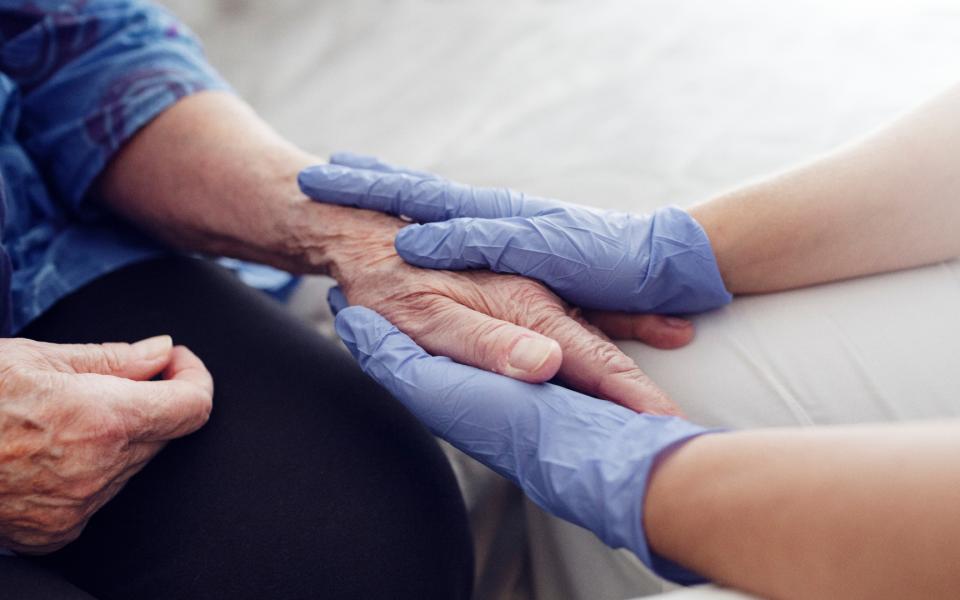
[96,91,352,276]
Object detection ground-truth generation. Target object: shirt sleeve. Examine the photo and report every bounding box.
[0,0,231,213]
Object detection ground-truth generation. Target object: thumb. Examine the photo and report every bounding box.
[49,335,174,380]
[107,345,214,442]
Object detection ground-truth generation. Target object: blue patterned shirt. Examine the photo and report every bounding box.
[0,0,246,334]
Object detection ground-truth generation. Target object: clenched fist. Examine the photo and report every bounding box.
[0,336,213,554]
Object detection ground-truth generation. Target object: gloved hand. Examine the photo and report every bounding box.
[299,153,732,314]
[332,297,716,585]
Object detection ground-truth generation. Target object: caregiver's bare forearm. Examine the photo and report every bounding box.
[97,90,367,275]
[690,83,960,293]
[645,421,960,599]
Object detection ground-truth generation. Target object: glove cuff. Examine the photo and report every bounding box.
[629,422,719,585]
[591,416,721,585]
[637,206,732,314]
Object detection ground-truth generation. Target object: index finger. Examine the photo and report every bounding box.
[297,164,559,222]
[108,345,214,442]
[162,345,214,397]
[527,311,684,416]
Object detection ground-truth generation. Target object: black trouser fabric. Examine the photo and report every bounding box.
[3,257,473,600]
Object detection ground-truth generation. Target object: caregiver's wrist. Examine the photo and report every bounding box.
[685,203,736,295]
[643,431,723,571]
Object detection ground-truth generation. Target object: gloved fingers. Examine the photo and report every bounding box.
[396,216,626,311]
[327,285,349,315]
[334,305,626,462]
[298,164,556,222]
[334,306,472,427]
[395,217,533,272]
[328,152,440,179]
[583,310,695,349]
[395,217,589,292]
[389,296,563,384]
[524,309,683,416]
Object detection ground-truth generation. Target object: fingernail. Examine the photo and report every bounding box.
[132,335,173,359]
[662,316,691,329]
[508,336,556,374]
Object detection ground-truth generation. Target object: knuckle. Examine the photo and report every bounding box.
[99,410,131,440]
[524,306,574,338]
[467,319,517,370]
[30,508,87,542]
[199,393,214,421]
[84,412,135,456]
[586,339,637,372]
[0,363,37,391]
[0,365,62,408]
[38,524,83,550]
[613,364,655,386]
[191,392,213,428]
[458,271,562,323]
[66,473,114,502]
[96,345,128,373]
[379,290,451,335]
[629,315,662,338]
[505,277,555,308]
[564,305,585,322]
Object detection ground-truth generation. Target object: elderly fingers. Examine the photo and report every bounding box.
[40,336,174,380]
[449,272,681,414]
[99,346,213,443]
[523,308,682,416]
[436,272,679,413]
[583,310,695,349]
[378,295,562,384]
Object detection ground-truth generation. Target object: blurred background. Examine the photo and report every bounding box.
[159,0,960,213]
[155,1,960,598]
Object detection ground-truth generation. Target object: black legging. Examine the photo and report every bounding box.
[1,257,473,599]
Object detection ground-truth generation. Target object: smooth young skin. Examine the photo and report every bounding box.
[96,91,690,415]
[646,422,960,599]
[691,82,960,294]
[641,82,960,598]
[0,336,212,553]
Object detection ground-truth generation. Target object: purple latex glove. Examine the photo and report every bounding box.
[299,153,731,314]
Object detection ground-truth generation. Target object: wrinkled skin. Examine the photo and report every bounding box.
[321,210,690,415]
[92,90,693,415]
[0,337,212,554]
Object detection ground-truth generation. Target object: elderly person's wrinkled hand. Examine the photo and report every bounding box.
[298,155,718,415]
[314,203,688,416]
[0,336,212,554]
